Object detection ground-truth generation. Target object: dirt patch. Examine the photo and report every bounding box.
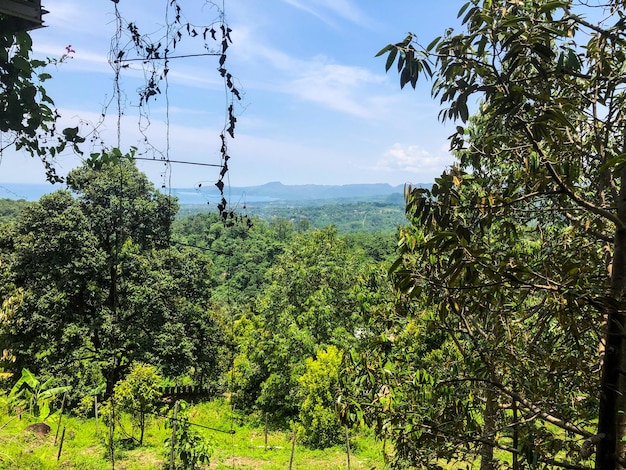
[24,422,50,436]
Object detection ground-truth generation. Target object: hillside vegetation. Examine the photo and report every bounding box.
[0,159,400,468]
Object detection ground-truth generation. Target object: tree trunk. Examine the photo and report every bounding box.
[596,166,626,470]
[105,361,122,398]
[479,385,496,470]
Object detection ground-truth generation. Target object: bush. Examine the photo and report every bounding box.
[163,400,212,470]
[297,345,343,449]
[114,363,162,445]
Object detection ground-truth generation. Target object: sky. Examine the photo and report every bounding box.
[0,0,466,189]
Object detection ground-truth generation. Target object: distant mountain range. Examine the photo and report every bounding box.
[231,181,405,200]
[0,181,422,205]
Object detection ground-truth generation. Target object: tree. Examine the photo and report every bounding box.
[231,227,370,428]
[0,153,222,397]
[374,1,626,467]
[9,368,70,420]
[173,213,288,304]
[114,363,161,445]
[343,165,602,467]
[297,345,344,449]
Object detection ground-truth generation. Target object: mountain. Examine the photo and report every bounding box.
[0,182,419,204]
[236,181,406,200]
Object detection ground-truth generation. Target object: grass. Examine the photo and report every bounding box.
[0,399,387,469]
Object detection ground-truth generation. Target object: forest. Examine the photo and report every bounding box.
[0,158,400,468]
[4,0,626,469]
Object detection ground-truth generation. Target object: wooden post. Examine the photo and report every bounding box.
[288,431,296,470]
[95,396,99,434]
[55,391,67,445]
[512,397,518,470]
[109,398,115,470]
[264,412,268,450]
[57,426,66,461]
[169,401,179,470]
[345,424,351,470]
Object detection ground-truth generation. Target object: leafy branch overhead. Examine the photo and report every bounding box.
[363,1,626,468]
[0,16,84,183]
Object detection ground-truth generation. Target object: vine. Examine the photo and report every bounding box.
[103,0,244,223]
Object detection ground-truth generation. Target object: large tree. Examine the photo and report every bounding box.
[371,1,626,468]
[231,227,374,431]
[343,162,602,467]
[0,153,221,396]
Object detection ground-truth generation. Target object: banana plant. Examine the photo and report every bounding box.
[9,368,70,420]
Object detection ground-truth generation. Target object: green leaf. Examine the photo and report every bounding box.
[12,56,31,72]
[426,36,441,52]
[375,44,393,58]
[598,153,626,174]
[457,2,471,19]
[385,47,398,72]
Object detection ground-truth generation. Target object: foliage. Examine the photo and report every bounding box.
[246,198,406,234]
[0,16,83,181]
[0,199,30,224]
[296,345,344,449]
[173,213,288,304]
[163,401,212,470]
[114,363,162,445]
[8,368,70,420]
[231,226,393,434]
[0,153,223,399]
[369,0,626,467]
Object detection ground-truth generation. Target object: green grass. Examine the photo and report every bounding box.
[0,399,387,469]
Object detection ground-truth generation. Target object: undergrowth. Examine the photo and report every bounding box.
[0,398,386,469]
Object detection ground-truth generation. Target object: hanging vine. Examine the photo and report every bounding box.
[99,0,244,223]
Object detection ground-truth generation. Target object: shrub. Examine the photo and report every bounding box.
[297,345,343,449]
[114,363,162,445]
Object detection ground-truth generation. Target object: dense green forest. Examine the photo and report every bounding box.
[6,0,626,468]
[177,194,406,235]
[0,158,402,466]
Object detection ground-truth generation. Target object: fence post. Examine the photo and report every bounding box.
[345,424,351,470]
[169,400,179,470]
[55,391,67,445]
[288,431,296,470]
[57,426,66,461]
[109,397,116,470]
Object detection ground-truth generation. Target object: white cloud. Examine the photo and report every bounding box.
[287,58,386,117]
[230,32,388,118]
[376,143,455,176]
[280,0,371,28]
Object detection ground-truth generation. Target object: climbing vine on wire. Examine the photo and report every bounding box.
[103,0,243,223]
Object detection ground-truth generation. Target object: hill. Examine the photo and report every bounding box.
[0,182,419,233]
[0,181,422,203]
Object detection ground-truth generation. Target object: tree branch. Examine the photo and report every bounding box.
[440,376,594,438]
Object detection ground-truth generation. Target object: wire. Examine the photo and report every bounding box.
[132,156,223,168]
[114,52,220,62]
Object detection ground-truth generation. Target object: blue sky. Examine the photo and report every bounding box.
[1,0,465,188]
